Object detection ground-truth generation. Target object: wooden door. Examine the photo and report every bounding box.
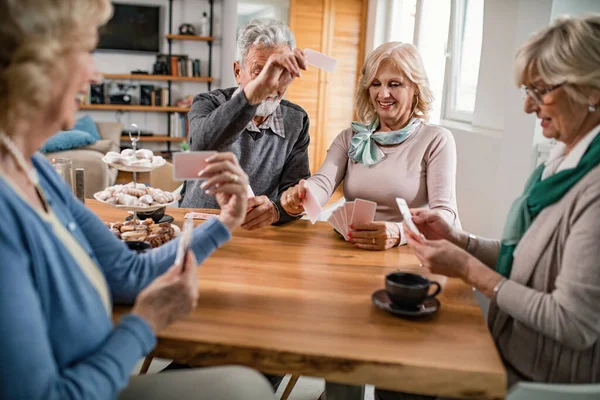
[287,0,368,173]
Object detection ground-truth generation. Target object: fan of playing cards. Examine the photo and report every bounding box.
[327,199,377,240]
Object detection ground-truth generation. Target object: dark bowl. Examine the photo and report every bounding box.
[125,241,151,253]
[135,207,166,223]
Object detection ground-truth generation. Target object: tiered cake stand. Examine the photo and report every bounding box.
[95,124,174,226]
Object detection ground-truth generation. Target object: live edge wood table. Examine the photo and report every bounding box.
[89,200,506,399]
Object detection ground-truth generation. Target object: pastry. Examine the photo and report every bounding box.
[121,231,147,241]
[121,149,135,157]
[135,149,154,160]
[120,224,147,232]
[122,187,147,197]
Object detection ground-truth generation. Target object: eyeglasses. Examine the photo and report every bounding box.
[520,83,565,105]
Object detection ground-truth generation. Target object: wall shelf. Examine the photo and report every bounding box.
[166,34,215,41]
[120,135,187,143]
[102,74,213,83]
[80,104,190,113]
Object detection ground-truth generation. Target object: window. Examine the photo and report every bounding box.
[443,0,484,122]
[374,0,484,123]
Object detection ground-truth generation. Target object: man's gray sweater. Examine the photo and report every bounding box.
[180,87,311,224]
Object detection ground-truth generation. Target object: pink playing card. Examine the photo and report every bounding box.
[327,214,343,237]
[333,207,349,240]
[303,181,323,224]
[184,212,215,220]
[344,202,354,227]
[173,151,217,181]
[304,48,338,72]
[351,198,377,224]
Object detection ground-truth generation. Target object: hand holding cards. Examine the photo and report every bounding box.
[327,198,377,240]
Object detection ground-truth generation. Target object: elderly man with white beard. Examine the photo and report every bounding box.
[180,18,310,230]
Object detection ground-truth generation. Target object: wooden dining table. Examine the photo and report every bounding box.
[90,200,506,399]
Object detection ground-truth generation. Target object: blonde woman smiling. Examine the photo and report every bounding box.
[281,42,460,250]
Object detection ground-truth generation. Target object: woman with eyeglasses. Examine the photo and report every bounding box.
[375,14,600,400]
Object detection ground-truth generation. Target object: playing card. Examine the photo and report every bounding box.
[304,48,338,72]
[174,217,194,267]
[173,151,217,181]
[395,198,421,235]
[247,184,255,198]
[184,212,215,220]
[351,198,377,224]
[333,207,348,240]
[303,181,323,224]
[344,202,354,226]
[327,214,343,237]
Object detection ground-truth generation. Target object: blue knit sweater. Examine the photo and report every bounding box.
[0,154,231,399]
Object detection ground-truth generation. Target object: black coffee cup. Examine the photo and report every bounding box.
[385,272,441,309]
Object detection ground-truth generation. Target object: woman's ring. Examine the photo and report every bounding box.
[287,194,293,201]
[229,173,238,183]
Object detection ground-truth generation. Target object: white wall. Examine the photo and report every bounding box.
[552,0,600,17]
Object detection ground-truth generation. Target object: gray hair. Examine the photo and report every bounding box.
[235,18,296,64]
[514,14,600,105]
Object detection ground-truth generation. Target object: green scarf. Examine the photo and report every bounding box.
[496,132,600,277]
[348,117,421,166]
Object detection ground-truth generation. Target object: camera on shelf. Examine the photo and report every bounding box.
[153,54,169,76]
[107,82,136,105]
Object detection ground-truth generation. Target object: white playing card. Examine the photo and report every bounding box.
[303,181,323,224]
[247,184,255,198]
[395,198,421,235]
[351,199,377,225]
[304,48,338,72]
[174,217,194,267]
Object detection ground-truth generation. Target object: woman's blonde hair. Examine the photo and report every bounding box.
[514,14,600,106]
[355,42,434,124]
[0,0,112,133]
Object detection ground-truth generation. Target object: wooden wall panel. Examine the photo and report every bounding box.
[319,0,366,167]
[287,0,368,172]
[287,0,325,172]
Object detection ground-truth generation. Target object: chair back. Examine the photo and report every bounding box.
[507,382,600,400]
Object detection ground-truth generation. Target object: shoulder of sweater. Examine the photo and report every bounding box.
[418,122,455,142]
[280,99,309,120]
[573,163,600,196]
[192,87,236,105]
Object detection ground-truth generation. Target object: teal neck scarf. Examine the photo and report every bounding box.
[348,117,421,166]
[496,132,600,277]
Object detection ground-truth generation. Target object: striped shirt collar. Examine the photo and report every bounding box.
[246,106,285,138]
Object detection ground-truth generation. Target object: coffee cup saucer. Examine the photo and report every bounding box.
[371,289,440,318]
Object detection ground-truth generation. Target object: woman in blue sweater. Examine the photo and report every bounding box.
[0,1,276,399]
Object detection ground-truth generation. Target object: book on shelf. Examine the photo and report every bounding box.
[170,56,179,77]
[169,113,189,138]
[167,55,202,78]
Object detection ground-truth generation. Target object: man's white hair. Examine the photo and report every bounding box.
[236,18,296,64]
